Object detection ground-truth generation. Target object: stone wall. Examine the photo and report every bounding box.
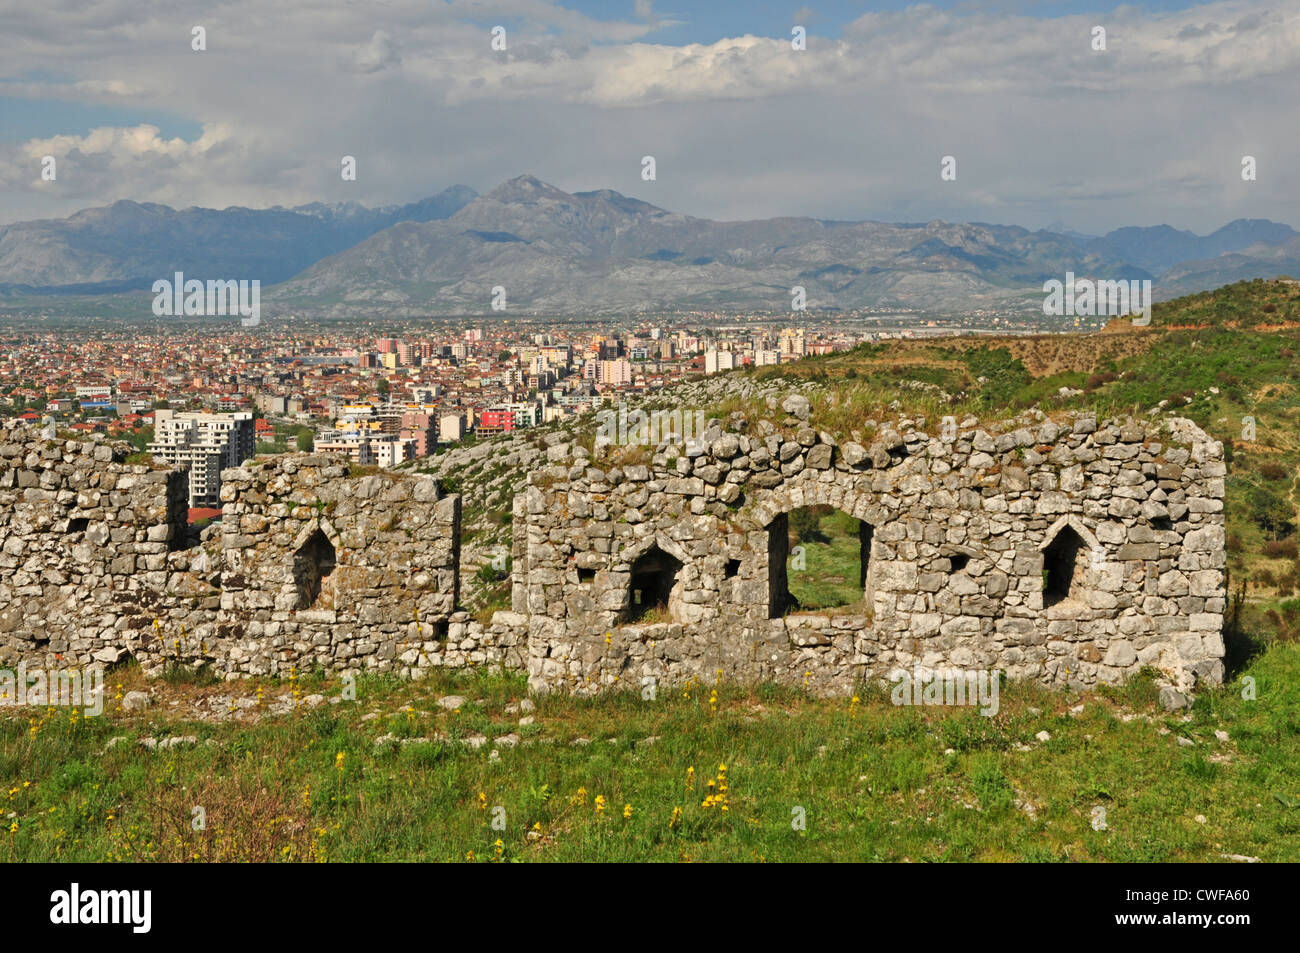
[0,404,1229,701]
[516,406,1227,698]
[0,421,514,679]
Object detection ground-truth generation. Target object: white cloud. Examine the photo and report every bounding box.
[344,30,401,74]
[0,0,1298,234]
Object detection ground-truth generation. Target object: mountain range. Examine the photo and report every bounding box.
[1,176,1297,312]
[0,186,477,294]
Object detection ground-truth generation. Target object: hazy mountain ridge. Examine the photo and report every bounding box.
[2,176,1296,311]
[0,185,477,293]
[268,176,1299,313]
[1085,219,1299,275]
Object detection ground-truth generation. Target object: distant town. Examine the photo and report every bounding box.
[0,306,1103,514]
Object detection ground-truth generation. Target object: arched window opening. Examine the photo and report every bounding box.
[294,529,337,610]
[1042,525,1087,608]
[624,545,682,623]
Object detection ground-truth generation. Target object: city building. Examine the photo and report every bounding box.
[438,413,466,443]
[705,349,737,374]
[148,410,255,508]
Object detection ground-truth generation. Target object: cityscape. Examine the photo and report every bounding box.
[0,307,1061,510]
[0,0,1294,900]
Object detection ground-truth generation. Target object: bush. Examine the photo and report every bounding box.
[1258,461,1291,481]
[1262,538,1299,560]
[1248,485,1294,538]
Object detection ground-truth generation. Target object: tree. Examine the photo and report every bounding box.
[297,430,314,452]
[789,507,826,544]
[1248,485,1294,539]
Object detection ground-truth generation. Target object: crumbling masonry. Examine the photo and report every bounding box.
[0,408,1227,699]
[515,408,1227,697]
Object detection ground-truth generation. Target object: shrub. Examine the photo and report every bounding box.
[1262,538,1299,560]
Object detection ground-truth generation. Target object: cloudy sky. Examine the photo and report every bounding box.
[2,0,1298,234]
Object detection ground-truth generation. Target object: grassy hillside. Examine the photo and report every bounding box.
[2,644,1296,862]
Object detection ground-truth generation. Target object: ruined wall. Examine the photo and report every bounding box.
[517,408,1227,697]
[0,405,1229,700]
[0,422,524,678]
[0,430,188,665]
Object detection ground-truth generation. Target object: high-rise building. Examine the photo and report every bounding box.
[705,350,736,374]
[598,358,633,386]
[149,410,255,508]
[779,329,807,358]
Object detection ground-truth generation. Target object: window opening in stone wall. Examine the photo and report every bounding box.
[294,529,337,610]
[624,546,682,624]
[1042,525,1087,608]
[770,506,872,617]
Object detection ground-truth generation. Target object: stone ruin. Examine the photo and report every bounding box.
[0,404,1228,702]
[515,404,1227,699]
[0,421,515,677]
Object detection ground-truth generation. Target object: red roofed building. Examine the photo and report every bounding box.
[188,507,223,524]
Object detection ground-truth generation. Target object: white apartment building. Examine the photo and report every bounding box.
[438,414,466,442]
[705,349,737,374]
[314,430,376,465]
[374,437,417,468]
[149,410,255,508]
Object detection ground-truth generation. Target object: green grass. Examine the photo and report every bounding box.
[5,641,1298,862]
[787,508,866,612]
